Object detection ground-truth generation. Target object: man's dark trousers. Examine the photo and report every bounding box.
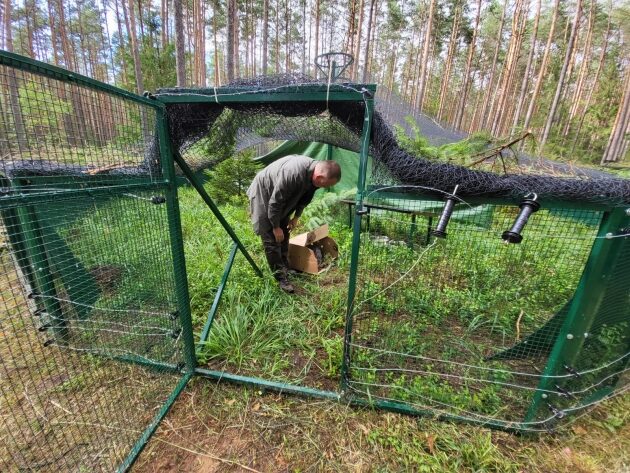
[260,217,290,280]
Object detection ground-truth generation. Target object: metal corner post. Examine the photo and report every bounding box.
[524,207,629,424]
[340,93,375,393]
[156,110,198,372]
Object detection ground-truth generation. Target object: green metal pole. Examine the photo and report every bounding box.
[524,208,629,424]
[157,111,198,372]
[197,242,238,347]
[340,92,375,393]
[173,152,263,278]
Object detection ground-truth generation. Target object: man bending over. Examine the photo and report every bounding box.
[247,155,341,293]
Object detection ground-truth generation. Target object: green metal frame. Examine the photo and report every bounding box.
[2,50,630,472]
[524,207,630,424]
[341,92,375,392]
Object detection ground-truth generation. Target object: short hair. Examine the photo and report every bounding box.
[316,160,342,181]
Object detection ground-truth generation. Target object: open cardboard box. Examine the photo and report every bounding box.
[288,224,338,274]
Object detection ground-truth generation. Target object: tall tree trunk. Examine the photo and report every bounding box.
[511,0,541,135]
[521,0,560,144]
[415,0,435,111]
[437,3,461,122]
[453,0,481,130]
[275,0,280,73]
[314,0,320,76]
[3,0,28,151]
[226,0,235,81]
[572,15,610,153]
[601,70,630,164]
[161,0,168,48]
[113,0,129,88]
[491,0,527,136]
[123,0,145,94]
[539,0,582,151]
[262,0,269,74]
[478,0,507,131]
[284,0,289,72]
[47,0,61,65]
[213,9,220,85]
[563,0,594,137]
[352,0,364,81]
[361,0,376,83]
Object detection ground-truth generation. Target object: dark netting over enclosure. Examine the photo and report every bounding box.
[157,78,630,205]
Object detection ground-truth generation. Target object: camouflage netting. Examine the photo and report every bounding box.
[157,76,630,206]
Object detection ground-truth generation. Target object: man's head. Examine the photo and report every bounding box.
[312,160,341,188]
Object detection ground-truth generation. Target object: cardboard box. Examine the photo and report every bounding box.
[288,224,339,274]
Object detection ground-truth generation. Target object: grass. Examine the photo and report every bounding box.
[132,379,630,472]
[1,179,628,471]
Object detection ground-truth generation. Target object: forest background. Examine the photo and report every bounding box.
[0,0,629,165]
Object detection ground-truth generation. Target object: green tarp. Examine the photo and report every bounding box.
[254,141,494,225]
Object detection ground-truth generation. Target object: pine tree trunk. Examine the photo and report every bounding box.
[563,0,594,137]
[415,0,435,111]
[314,0,320,76]
[601,70,630,164]
[511,0,541,135]
[213,10,220,85]
[437,4,460,122]
[352,0,364,81]
[275,0,280,73]
[539,0,582,151]
[478,0,507,131]
[361,0,376,83]
[453,0,481,130]
[521,0,560,145]
[491,0,527,136]
[113,0,129,87]
[3,0,28,151]
[227,0,235,81]
[161,0,168,48]
[284,0,289,72]
[262,0,269,74]
[572,15,610,153]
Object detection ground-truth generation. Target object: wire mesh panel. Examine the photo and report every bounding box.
[0,55,188,470]
[346,189,628,430]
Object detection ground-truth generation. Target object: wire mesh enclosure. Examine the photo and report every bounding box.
[1,50,629,470]
[0,53,193,471]
[346,190,629,430]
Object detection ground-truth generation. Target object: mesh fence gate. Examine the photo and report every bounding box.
[346,189,629,431]
[0,53,195,471]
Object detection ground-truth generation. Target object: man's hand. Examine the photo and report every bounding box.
[273,227,284,243]
[287,217,299,232]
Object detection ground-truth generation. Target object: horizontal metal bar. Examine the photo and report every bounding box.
[367,188,616,212]
[0,181,168,207]
[194,368,341,401]
[117,372,192,472]
[194,368,541,433]
[156,84,376,104]
[0,50,162,109]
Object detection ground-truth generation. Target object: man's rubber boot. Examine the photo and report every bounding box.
[278,278,295,294]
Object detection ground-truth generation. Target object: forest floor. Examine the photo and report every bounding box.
[132,185,630,473]
[132,379,629,472]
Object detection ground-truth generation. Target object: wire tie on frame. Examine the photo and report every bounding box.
[43,339,54,347]
[38,323,51,332]
[554,385,574,399]
[564,365,580,378]
[151,195,166,205]
[170,328,182,340]
[547,403,566,419]
[169,310,179,321]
